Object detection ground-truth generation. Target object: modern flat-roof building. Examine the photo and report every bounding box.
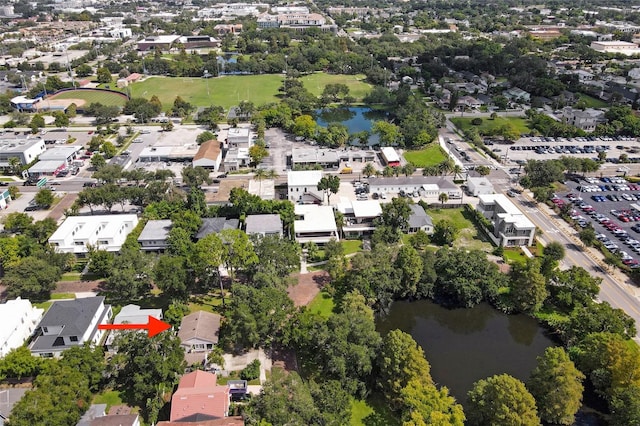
[38,146,82,164]
[590,41,640,56]
[294,204,339,244]
[466,177,495,196]
[226,128,251,149]
[138,142,200,162]
[368,176,462,199]
[0,298,44,358]
[27,159,66,177]
[287,170,324,203]
[335,200,382,237]
[137,219,172,251]
[0,139,46,167]
[137,35,181,51]
[30,296,112,358]
[48,214,139,254]
[476,194,536,246]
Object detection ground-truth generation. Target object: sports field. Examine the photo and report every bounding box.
[48,89,128,107]
[129,73,372,110]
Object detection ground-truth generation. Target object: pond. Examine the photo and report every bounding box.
[376,300,605,424]
[314,106,387,146]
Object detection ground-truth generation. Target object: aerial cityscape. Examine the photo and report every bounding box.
[1,0,640,425]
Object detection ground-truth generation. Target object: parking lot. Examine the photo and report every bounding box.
[553,175,640,269]
[502,136,638,164]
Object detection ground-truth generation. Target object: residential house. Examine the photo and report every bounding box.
[457,95,483,109]
[196,218,239,240]
[178,311,221,353]
[0,298,44,357]
[466,177,495,196]
[137,220,172,251]
[226,128,251,149]
[571,69,594,83]
[560,107,606,132]
[503,87,531,103]
[476,194,536,246]
[48,214,139,255]
[244,214,283,237]
[294,204,339,244]
[158,418,244,426]
[169,371,230,422]
[223,147,250,171]
[76,404,140,426]
[287,170,324,203]
[407,204,433,234]
[193,140,222,171]
[105,304,163,351]
[30,297,112,358]
[335,200,382,237]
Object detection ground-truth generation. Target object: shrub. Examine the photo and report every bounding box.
[471,118,483,126]
[240,359,260,381]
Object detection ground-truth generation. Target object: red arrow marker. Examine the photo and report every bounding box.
[98,316,171,338]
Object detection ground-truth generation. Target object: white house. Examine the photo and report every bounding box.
[30,297,112,358]
[287,170,324,203]
[294,204,339,244]
[504,87,531,102]
[467,177,495,196]
[407,204,433,234]
[192,140,222,170]
[0,298,44,358]
[335,199,382,237]
[226,127,251,149]
[137,220,172,251]
[48,214,139,254]
[476,194,536,246]
[560,107,606,132]
[178,311,221,353]
[105,304,163,351]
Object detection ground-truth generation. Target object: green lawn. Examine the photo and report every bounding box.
[34,301,52,310]
[60,272,82,282]
[404,144,448,167]
[308,291,335,318]
[427,207,494,252]
[503,248,527,264]
[451,116,531,135]
[49,89,128,107]
[350,397,400,426]
[93,390,123,410]
[129,73,371,111]
[188,292,224,314]
[50,292,75,299]
[300,73,372,100]
[342,239,362,255]
[576,94,608,109]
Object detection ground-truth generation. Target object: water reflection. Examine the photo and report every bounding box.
[314,107,388,146]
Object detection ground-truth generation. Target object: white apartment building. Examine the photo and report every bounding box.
[0,298,44,358]
[590,41,640,56]
[48,214,139,254]
[294,205,339,244]
[476,194,536,246]
[287,170,324,203]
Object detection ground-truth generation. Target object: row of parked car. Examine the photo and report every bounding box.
[530,136,635,143]
[511,145,611,154]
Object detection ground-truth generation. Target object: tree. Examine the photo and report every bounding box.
[475,165,490,176]
[549,266,600,311]
[66,103,77,119]
[249,144,269,167]
[396,246,424,296]
[540,241,565,278]
[153,255,189,300]
[509,258,548,313]
[431,219,458,246]
[467,374,540,426]
[196,131,216,145]
[109,331,185,423]
[293,114,317,139]
[377,330,432,408]
[88,249,115,278]
[362,162,376,178]
[0,346,42,380]
[3,212,33,233]
[29,114,45,133]
[220,229,258,280]
[372,121,401,146]
[401,378,465,426]
[317,175,340,205]
[565,301,636,343]
[34,188,54,208]
[610,385,640,426]
[438,192,449,205]
[52,110,69,128]
[381,197,412,231]
[249,234,300,281]
[90,153,107,170]
[181,165,210,187]
[161,121,174,132]
[579,225,596,247]
[528,347,584,425]
[3,257,61,301]
[96,67,112,83]
[75,63,92,77]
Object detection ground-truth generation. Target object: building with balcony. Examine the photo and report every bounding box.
[0,298,44,358]
[287,170,324,204]
[48,214,139,254]
[335,200,382,237]
[294,205,339,244]
[476,194,536,246]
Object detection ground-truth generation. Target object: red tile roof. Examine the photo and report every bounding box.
[158,416,245,426]
[170,371,230,422]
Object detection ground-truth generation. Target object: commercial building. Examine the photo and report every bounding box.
[380,147,401,167]
[30,297,112,358]
[294,205,339,244]
[138,142,200,162]
[192,140,222,170]
[223,147,250,171]
[368,176,462,199]
[466,177,495,196]
[226,128,251,149]
[27,159,67,177]
[137,35,181,51]
[38,146,82,164]
[48,214,139,254]
[287,170,324,203]
[0,139,46,168]
[590,41,640,56]
[476,194,536,246]
[137,220,172,251]
[0,298,44,358]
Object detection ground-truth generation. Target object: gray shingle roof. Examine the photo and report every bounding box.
[245,214,282,235]
[196,218,239,240]
[408,204,433,229]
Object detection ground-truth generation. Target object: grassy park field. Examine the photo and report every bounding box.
[48,89,128,107]
[129,73,372,110]
[403,144,448,167]
[450,116,531,135]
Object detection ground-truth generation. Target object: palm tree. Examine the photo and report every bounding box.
[334,210,345,238]
[382,166,394,177]
[362,162,376,178]
[439,192,449,205]
[452,164,463,180]
[265,169,279,179]
[8,157,20,176]
[402,164,416,177]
